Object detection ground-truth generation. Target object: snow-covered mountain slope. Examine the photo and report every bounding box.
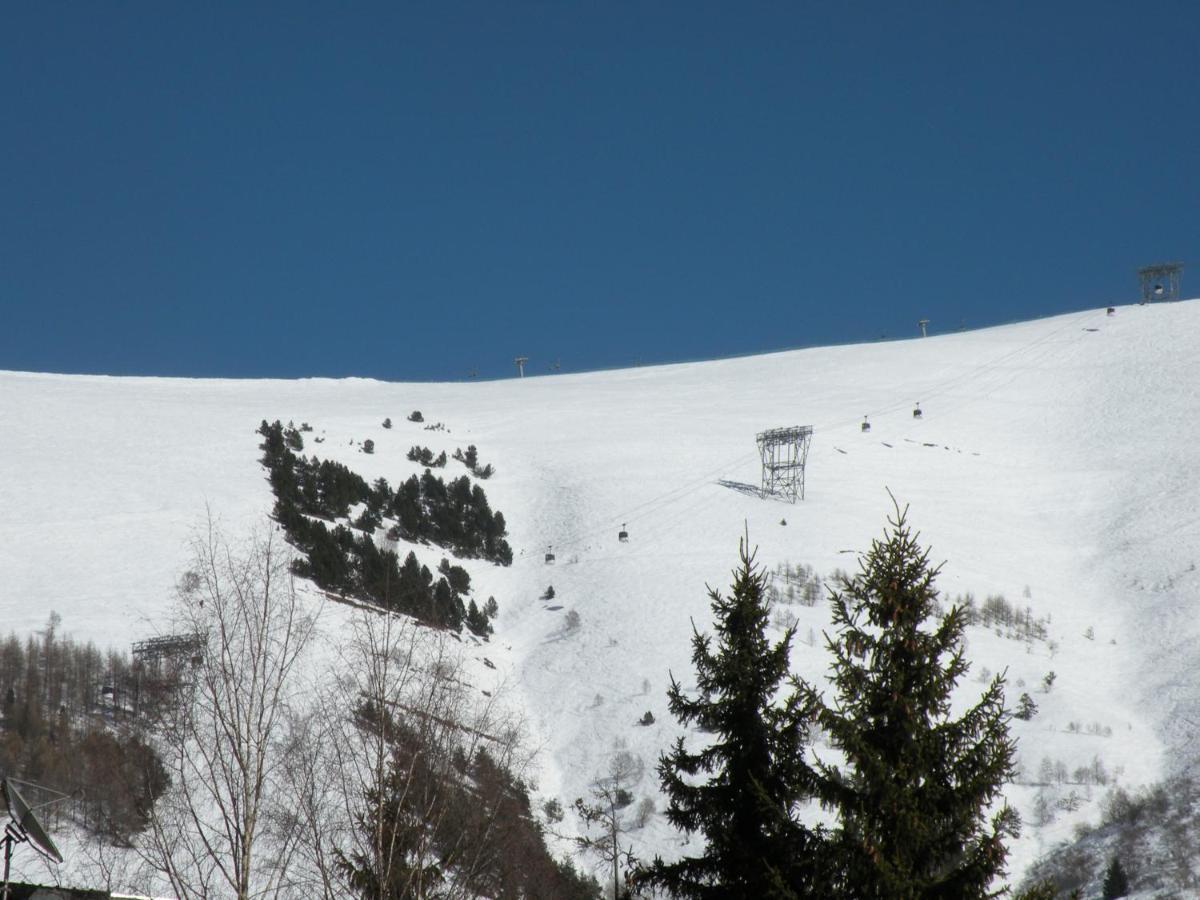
[2,299,1198,884]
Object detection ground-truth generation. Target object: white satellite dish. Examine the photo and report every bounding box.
[2,776,64,896]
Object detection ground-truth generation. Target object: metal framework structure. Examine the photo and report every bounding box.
[132,633,203,666]
[1137,263,1183,304]
[756,425,814,503]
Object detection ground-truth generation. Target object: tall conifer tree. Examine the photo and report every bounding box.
[635,537,828,899]
[815,500,1017,898]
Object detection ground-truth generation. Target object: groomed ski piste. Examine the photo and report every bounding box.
[2,298,1197,891]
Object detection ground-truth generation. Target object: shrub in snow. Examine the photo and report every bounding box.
[543,798,564,824]
[564,610,580,630]
[1102,856,1129,899]
[382,417,392,429]
[466,599,492,638]
[637,711,655,726]
[1014,692,1038,720]
[635,797,655,828]
[362,439,374,454]
[408,410,424,422]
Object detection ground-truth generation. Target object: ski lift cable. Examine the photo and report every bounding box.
[550,448,759,551]
[881,311,1099,437]
[845,308,1100,428]
[543,308,1104,556]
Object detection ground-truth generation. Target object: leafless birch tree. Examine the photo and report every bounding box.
[139,518,318,900]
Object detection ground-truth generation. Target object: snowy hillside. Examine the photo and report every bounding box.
[2,299,1198,887]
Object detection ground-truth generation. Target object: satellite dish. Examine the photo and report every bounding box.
[2,778,64,864]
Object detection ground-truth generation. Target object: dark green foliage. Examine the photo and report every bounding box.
[815,501,1017,899]
[438,558,471,595]
[405,445,447,468]
[407,410,424,422]
[454,444,495,478]
[407,445,436,466]
[257,420,512,630]
[1101,857,1128,898]
[1015,692,1038,720]
[284,425,304,451]
[354,508,382,533]
[484,596,499,619]
[638,710,655,726]
[466,600,492,638]
[635,538,828,898]
[382,417,392,429]
[363,439,375,454]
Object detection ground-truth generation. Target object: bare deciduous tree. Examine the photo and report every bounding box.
[573,750,645,899]
[139,518,318,900]
[286,609,541,899]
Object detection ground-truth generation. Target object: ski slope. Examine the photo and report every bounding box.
[2,299,1198,887]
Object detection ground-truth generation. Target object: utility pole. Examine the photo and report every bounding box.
[918,318,929,337]
[514,356,528,378]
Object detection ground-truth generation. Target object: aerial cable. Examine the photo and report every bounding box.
[540,307,1106,558]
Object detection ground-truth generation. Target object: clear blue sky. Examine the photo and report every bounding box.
[3,3,1196,380]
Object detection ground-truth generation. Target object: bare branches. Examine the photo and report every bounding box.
[139,517,318,900]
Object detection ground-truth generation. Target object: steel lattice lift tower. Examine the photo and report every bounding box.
[756,425,814,503]
[1137,263,1183,304]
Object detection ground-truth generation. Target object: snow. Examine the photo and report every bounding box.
[2,299,1198,889]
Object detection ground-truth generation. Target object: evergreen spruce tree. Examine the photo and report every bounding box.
[634,537,828,899]
[815,500,1017,899]
[1101,856,1129,899]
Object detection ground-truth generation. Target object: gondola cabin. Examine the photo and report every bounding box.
[544,546,555,564]
[618,524,629,543]
[912,403,923,419]
[861,416,871,433]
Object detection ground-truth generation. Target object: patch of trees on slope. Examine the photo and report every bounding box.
[0,614,168,844]
[259,420,509,633]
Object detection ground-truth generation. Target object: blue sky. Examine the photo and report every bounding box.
[3,3,1196,380]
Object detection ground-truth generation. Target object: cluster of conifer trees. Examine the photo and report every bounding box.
[631,504,1036,899]
[258,420,511,632]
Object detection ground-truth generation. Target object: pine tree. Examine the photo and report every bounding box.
[634,537,828,899]
[815,500,1017,898]
[1101,856,1129,899]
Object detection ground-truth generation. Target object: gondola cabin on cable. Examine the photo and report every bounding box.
[544,545,555,564]
[618,524,629,543]
[861,416,871,433]
[912,402,923,420]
